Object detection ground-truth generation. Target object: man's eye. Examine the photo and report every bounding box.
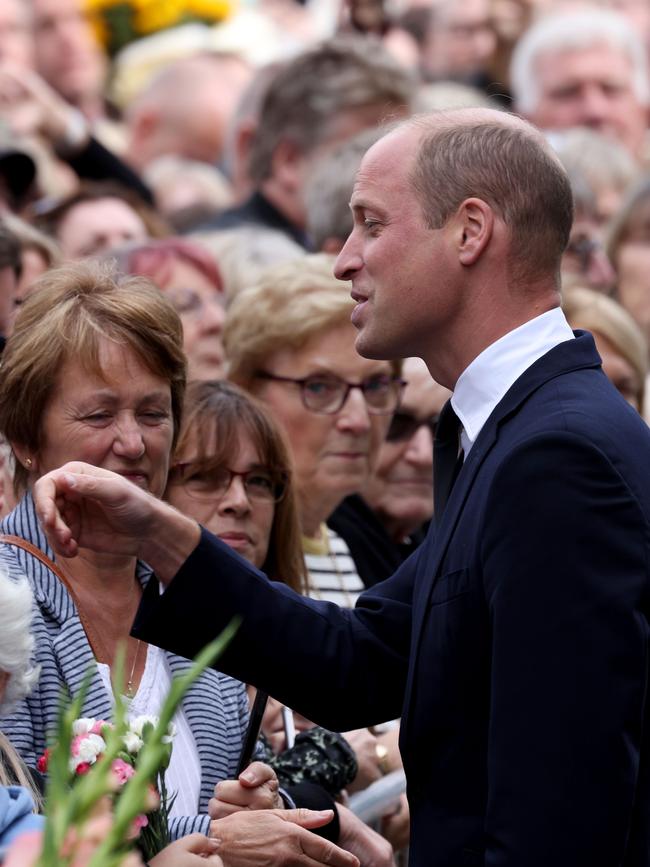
[84,412,111,423]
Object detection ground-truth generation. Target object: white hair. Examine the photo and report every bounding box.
[0,563,39,716]
[510,8,650,114]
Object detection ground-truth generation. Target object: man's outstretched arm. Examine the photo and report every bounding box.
[34,462,414,730]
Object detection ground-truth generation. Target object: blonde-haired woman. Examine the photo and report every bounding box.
[563,286,648,415]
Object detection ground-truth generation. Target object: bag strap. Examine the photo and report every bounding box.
[0,533,68,585]
[0,533,107,662]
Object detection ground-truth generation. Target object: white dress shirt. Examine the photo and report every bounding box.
[451,307,575,455]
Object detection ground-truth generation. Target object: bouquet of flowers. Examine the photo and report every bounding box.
[38,714,176,861]
[34,621,239,867]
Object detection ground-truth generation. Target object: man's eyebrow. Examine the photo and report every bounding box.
[350,197,384,215]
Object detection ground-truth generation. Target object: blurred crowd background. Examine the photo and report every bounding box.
[1,0,650,863]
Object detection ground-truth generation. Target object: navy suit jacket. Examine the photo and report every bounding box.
[134,332,650,866]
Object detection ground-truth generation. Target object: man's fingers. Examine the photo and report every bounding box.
[274,808,335,829]
[239,761,278,788]
[207,797,239,819]
[180,834,220,855]
[33,476,77,556]
[299,833,360,867]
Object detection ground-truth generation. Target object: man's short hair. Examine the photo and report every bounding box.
[247,36,415,185]
[510,9,650,114]
[409,114,574,282]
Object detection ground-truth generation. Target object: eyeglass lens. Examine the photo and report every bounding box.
[386,411,439,443]
[174,465,284,501]
[301,375,401,414]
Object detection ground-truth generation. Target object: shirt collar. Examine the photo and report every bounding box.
[451,307,575,454]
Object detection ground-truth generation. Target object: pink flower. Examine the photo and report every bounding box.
[76,762,92,775]
[91,720,108,736]
[132,814,149,834]
[111,758,135,786]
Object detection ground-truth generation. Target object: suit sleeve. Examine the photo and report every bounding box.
[133,531,419,730]
[480,431,648,866]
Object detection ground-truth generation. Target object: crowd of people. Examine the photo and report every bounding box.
[0,0,649,864]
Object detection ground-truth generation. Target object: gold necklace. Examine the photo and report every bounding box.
[56,564,145,696]
[125,639,143,699]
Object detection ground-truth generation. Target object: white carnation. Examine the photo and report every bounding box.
[123,731,144,754]
[77,733,106,763]
[162,721,177,745]
[129,714,158,737]
[72,718,96,736]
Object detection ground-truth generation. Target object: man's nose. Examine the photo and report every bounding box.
[585,247,617,292]
[334,231,363,282]
[579,84,615,125]
[405,424,434,469]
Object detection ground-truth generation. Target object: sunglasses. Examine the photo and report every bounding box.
[386,410,439,443]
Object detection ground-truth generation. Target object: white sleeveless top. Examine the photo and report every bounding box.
[97,644,202,819]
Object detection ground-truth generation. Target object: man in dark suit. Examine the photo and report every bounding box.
[34,108,650,866]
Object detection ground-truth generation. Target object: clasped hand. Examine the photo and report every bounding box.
[208,762,283,820]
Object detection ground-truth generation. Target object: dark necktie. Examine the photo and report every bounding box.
[434,400,464,519]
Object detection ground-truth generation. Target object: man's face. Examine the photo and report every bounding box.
[31,0,106,105]
[561,212,616,293]
[0,0,34,68]
[424,0,496,80]
[334,126,459,365]
[526,44,648,158]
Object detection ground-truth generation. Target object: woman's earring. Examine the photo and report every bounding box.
[25,458,32,468]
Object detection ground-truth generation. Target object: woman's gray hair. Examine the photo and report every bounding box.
[0,562,39,715]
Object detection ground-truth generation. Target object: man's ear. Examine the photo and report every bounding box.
[129,106,161,149]
[456,198,494,266]
[270,139,306,194]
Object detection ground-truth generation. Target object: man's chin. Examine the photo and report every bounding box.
[354,329,403,362]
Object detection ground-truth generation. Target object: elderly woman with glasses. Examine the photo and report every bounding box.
[224,254,408,802]
[331,358,451,589]
[225,254,403,609]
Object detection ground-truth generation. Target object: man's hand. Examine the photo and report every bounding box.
[33,462,200,583]
[209,762,283,818]
[209,808,359,867]
[337,804,396,867]
[0,63,89,150]
[150,834,224,866]
[380,794,410,853]
[343,729,384,792]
